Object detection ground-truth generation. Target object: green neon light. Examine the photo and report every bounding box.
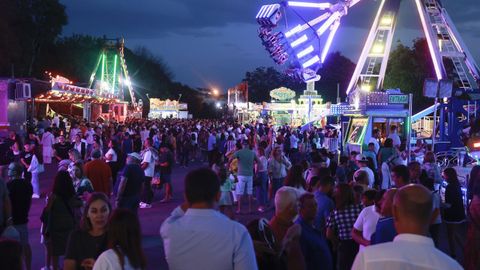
[101,53,105,85]
[112,54,118,94]
[89,53,103,88]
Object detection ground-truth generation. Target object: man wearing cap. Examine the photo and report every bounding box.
[355,154,375,188]
[116,152,145,214]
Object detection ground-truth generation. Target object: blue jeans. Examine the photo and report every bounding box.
[31,172,40,196]
[256,172,268,206]
[271,177,284,200]
[117,196,140,215]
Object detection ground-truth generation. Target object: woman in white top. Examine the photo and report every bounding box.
[27,144,44,198]
[256,147,269,212]
[105,140,120,188]
[93,209,146,270]
[268,146,292,200]
[41,127,55,164]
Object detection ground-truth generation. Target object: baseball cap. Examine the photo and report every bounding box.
[355,154,368,163]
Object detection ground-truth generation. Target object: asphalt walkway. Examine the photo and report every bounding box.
[29,161,269,270]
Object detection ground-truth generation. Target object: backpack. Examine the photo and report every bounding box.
[247,218,287,270]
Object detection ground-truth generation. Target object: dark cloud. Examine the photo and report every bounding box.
[61,0,265,37]
[60,0,480,88]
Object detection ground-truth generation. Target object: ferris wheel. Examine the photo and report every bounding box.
[256,1,359,82]
[256,0,480,97]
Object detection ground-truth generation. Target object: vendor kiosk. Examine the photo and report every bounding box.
[342,91,412,154]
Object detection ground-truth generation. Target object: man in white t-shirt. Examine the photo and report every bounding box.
[290,131,299,150]
[352,185,462,270]
[140,138,156,209]
[356,154,375,188]
[388,125,401,148]
[368,129,381,154]
[351,190,381,250]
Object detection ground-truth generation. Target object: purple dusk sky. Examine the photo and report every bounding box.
[60,0,480,91]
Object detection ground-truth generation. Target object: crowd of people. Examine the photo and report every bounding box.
[0,115,478,270]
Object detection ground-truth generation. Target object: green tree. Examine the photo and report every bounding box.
[243,51,355,103]
[244,67,299,103]
[7,0,68,76]
[384,38,435,111]
[317,51,355,102]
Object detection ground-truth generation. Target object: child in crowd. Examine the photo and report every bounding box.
[218,166,235,219]
[361,189,377,207]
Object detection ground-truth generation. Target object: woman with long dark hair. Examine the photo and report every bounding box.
[326,183,363,270]
[64,193,111,270]
[284,164,307,195]
[464,168,480,270]
[70,161,94,201]
[442,167,466,259]
[93,209,146,270]
[42,171,81,270]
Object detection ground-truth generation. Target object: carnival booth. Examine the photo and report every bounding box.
[33,75,129,122]
[338,90,412,154]
[262,86,329,126]
[148,98,189,119]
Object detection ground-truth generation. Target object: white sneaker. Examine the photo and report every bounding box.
[140,203,152,209]
[32,194,40,199]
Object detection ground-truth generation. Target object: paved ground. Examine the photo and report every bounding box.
[29,161,271,270]
[27,160,466,269]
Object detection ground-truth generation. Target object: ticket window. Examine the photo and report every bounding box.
[372,118,406,144]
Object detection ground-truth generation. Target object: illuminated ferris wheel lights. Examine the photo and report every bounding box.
[361,84,372,92]
[317,12,340,35]
[371,43,385,54]
[380,16,393,26]
[302,55,321,68]
[290,34,308,48]
[287,1,331,9]
[124,78,132,87]
[321,21,341,63]
[297,45,315,59]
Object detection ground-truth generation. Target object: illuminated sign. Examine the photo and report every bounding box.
[270,87,296,101]
[388,94,408,104]
[347,118,368,145]
[150,98,187,111]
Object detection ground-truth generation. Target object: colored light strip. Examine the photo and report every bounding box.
[474,142,480,148]
[297,45,315,59]
[414,0,443,80]
[317,12,339,36]
[287,1,331,9]
[290,34,308,48]
[101,53,105,84]
[112,54,117,93]
[350,0,362,8]
[302,55,320,68]
[285,13,330,38]
[321,20,340,62]
[256,6,268,18]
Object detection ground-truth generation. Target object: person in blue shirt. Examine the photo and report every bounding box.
[371,188,398,245]
[310,175,335,235]
[363,143,378,171]
[296,192,333,270]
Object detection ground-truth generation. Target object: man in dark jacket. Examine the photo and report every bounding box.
[7,162,33,270]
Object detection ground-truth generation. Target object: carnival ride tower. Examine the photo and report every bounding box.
[88,38,140,113]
